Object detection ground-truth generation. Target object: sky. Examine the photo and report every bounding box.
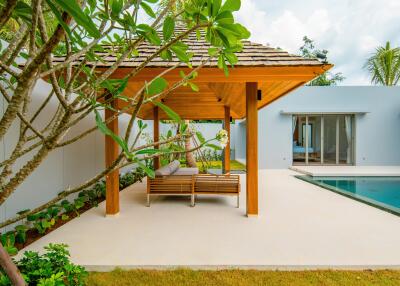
[235,0,400,85]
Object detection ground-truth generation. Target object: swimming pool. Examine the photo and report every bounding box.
[296,176,400,216]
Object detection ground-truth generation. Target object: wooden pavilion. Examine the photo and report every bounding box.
[54,30,331,217]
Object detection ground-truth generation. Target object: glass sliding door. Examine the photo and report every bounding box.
[338,115,353,164]
[292,114,354,165]
[323,115,338,164]
[292,116,307,164]
[308,116,322,163]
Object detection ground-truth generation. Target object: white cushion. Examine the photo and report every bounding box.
[154,160,180,176]
[173,167,199,175]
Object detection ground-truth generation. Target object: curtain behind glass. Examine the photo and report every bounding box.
[344,115,352,164]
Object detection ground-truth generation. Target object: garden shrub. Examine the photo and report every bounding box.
[0,244,87,286]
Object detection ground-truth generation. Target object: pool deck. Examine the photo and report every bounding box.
[291,165,400,177]
[17,169,400,270]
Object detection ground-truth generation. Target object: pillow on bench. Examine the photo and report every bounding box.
[173,167,199,176]
[154,160,180,176]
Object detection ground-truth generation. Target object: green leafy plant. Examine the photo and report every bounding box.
[0,232,18,256]
[0,244,87,286]
[14,225,28,245]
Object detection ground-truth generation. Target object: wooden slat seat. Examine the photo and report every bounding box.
[194,174,240,207]
[146,173,240,208]
[147,175,195,207]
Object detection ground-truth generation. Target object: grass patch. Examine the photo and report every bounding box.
[87,269,400,286]
[196,160,246,171]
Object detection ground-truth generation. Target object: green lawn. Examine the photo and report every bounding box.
[196,160,246,171]
[87,269,400,286]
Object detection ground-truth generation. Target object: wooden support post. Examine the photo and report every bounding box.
[153,107,160,170]
[105,97,119,216]
[223,106,231,174]
[246,82,258,216]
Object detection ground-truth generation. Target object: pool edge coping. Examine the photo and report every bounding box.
[295,175,400,218]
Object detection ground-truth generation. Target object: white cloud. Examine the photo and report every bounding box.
[236,0,400,85]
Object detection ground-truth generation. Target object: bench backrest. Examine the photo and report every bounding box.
[194,174,240,194]
[148,175,194,194]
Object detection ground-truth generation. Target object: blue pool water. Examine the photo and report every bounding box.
[297,176,400,215]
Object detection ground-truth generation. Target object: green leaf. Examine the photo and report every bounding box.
[100,78,129,96]
[160,49,173,60]
[87,0,96,11]
[224,52,238,65]
[208,47,219,56]
[5,246,18,256]
[137,120,143,129]
[140,1,156,18]
[111,0,123,18]
[13,1,32,23]
[221,0,241,12]
[212,0,222,17]
[163,16,175,41]
[152,101,181,122]
[218,54,229,76]
[137,24,161,45]
[218,23,251,39]
[136,149,160,155]
[196,132,206,144]
[146,77,168,95]
[137,161,155,178]
[215,10,234,24]
[45,0,72,37]
[206,143,222,150]
[179,122,188,134]
[188,82,199,92]
[171,44,190,63]
[144,0,158,3]
[94,109,130,155]
[53,0,100,38]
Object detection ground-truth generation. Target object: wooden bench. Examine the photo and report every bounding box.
[147,160,240,208]
[147,175,195,207]
[194,174,240,207]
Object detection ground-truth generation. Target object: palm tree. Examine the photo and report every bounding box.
[364,41,400,86]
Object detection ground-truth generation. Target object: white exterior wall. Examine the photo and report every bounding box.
[235,86,400,169]
[0,79,140,226]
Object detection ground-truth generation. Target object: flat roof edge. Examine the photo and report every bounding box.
[280,110,369,115]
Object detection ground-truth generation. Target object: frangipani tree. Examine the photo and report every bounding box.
[0,0,249,283]
[364,41,400,86]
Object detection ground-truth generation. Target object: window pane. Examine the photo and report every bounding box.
[338,115,352,164]
[307,116,322,164]
[323,115,337,164]
[293,116,306,164]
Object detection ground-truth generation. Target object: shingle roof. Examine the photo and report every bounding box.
[52,27,324,68]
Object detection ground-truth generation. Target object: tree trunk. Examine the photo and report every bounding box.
[0,244,26,286]
[184,120,197,168]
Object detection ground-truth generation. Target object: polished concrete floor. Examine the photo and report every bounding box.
[18,169,400,270]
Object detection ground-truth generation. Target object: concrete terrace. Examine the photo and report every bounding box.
[18,169,400,270]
